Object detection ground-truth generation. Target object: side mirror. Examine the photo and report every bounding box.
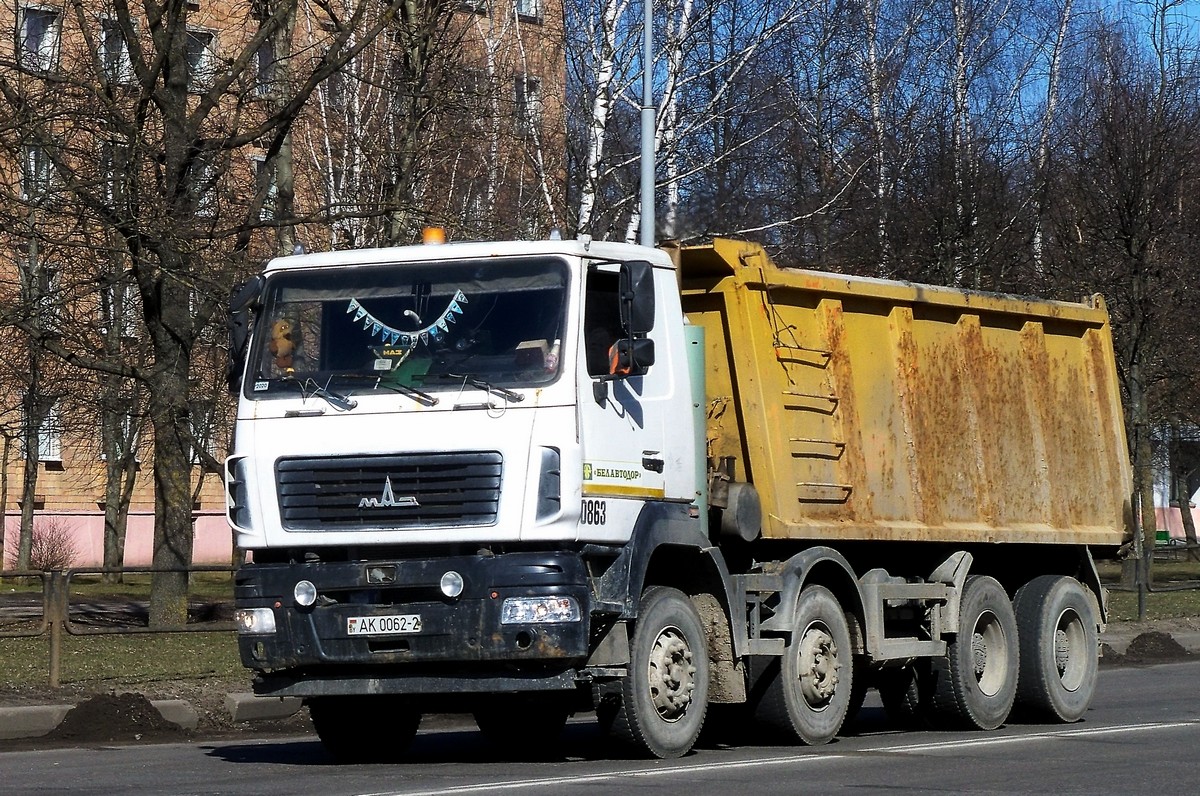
[619,260,655,336]
[226,275,264,393]
[609,337,655,378]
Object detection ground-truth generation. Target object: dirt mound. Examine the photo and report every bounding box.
[1126,631,1191,661]
[43,692,189,744]
[1105,631,1192,667]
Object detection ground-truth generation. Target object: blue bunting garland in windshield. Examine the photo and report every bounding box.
[346,291,468,349]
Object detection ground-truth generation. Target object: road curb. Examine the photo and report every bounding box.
[153,699,201,731]
[0,704,73,741]
[224,693,303,723]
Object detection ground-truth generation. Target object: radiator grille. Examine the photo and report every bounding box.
[276,452,502,531]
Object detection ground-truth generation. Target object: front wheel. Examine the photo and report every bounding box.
[1012,575,1098,722]
[754,585,854,745]
[931,575,1019,730]
[607,586,710,759]
[308,695,421,763]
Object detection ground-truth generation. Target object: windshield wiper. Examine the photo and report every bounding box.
[331,373,439,407]
[380,380,439,407]
[448,373,526,404]
[281,376,358,412]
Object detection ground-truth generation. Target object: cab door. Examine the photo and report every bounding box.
[576,262,694,538]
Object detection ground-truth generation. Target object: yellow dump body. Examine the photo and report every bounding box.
[679,239,1133,547]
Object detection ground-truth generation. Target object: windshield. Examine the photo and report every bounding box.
[247,256,569,400]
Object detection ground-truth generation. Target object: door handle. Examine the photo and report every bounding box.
[642,456,664,473]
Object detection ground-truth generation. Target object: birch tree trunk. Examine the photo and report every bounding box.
[575,0,627,235]
[1031,0,1073,274]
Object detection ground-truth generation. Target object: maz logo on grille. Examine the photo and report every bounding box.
[359,476,420,509]
[276,451,501,531]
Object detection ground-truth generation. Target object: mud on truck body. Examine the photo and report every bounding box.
[226,235,1132,761]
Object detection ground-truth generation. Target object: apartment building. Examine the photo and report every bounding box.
[0,1,566,569]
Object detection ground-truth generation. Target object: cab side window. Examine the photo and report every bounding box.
[583,270,621,377]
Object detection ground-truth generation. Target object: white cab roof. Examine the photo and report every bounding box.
[263,239,675,273]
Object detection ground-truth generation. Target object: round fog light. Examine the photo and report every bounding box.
[293,580,317,607]
[440,570,465,598]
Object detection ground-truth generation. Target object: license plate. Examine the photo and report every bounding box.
[346,614,422,636]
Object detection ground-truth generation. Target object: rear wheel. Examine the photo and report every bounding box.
[1013,575,1098,722]
[754,585,853,745]
[608,586,710,759]
[931,575,1019,730]
[308,695,421,763]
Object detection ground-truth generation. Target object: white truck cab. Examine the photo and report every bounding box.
[226,238,709,758]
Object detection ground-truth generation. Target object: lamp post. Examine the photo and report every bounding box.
[640,0,655,246]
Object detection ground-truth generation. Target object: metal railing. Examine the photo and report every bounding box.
[0,566,236,687]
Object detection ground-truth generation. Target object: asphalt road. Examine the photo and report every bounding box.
[4,661,1199,796]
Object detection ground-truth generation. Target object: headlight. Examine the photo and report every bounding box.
[440,570,465,598]
[234,608,277,635]
[293,580,317,607]
[500,596,581,624]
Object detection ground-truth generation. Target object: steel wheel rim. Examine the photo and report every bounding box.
[971,610,1009,697]
[648,624,697,723]
[1054,608,1088,692]
[797,620,840,710]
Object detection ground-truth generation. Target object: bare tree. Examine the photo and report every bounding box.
[0,1,414,625]
[1042,8,1200,593]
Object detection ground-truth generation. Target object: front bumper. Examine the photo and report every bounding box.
[235,551,592,683]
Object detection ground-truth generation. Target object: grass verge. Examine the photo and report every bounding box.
[0,631,243,689]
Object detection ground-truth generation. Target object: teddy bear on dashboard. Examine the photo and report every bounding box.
[268,317,300,371]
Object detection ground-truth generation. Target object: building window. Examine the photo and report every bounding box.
[36,402,63,462]
[515,0,541,21]
[459,0,489,15]
[99,139,130,205]
[21,145,54,202]
[189,401,219,464]
[100,409,139,462]
[101,279,139,339]
[255,38,275,97]
[185,28,216,92]
[101,18,134,85]
[515,75,541,136]
[22,261,62,332]
[191,153,217,217]
[252,155,277,220]
[320,57,345,110]
[18,6,61,73]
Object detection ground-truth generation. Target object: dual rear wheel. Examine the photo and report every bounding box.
[879,574,1097,730]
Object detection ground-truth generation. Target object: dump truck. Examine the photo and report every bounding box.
[225,235,1132,761]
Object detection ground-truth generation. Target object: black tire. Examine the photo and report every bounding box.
[308,695,421,763]
[608,586,709,759]
[473,694,571,757]
[931,575,1019,730]
[754,585,854,745]
[1012,575,1098,723]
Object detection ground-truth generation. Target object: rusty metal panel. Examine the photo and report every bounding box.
[679,239,1133,547]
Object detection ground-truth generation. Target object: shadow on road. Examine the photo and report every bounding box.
[200,706,907,768]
